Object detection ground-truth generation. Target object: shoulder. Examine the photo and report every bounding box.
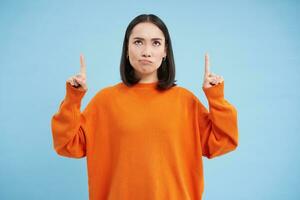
[176,85,207,111]
[93,83,117,98]
[175,85,199,101]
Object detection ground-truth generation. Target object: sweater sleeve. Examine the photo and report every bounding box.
[51,82,97,158]
[196,81,239,159]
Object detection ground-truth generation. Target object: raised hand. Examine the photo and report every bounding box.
[202,53,224,89]
[67,54,88,91]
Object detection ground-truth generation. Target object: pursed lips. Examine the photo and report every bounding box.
[139,60,152,64]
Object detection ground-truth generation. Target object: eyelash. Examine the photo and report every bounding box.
[134,40,161,46]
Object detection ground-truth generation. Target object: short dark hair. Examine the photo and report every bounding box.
[120,14,177,90]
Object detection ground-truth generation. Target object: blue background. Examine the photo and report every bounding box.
[1,0,299,199]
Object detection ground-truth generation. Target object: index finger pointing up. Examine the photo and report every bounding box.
[204,52,210,76]
[80,54,86,75]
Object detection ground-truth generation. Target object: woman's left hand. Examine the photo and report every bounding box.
[202,53,224,89]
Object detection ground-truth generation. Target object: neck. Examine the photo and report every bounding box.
[135,71,158,83]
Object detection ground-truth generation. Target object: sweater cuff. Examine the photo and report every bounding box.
[202,81,224,99]
[65,82,86,103]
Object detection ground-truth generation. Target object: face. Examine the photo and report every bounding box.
[127,22,167,82]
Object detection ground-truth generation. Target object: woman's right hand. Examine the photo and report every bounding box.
[67,54,88,91]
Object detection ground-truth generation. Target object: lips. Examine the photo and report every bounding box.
[139,59,152,64]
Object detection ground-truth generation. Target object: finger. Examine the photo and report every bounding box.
[219,77,224,83]
[216,75,223,82]
[67,78,75,86]
[67,80,73,86]
[74,76,86,87]
[73,78,80,86]
[213,74,220,79]
[74,77,88,90]
[204,53,210,76]
[205,77,214,82]
[209,72,217,77]
[211,78,218,84]
[205,77,215,83]
[75,74,86,80]
[216,76,224,84]
[80,54,86,76]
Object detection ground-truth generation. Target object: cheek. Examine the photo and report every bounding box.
[128,48,139,59]
[154,51,165,62]
[156,47,166,58]
[128,48,140,68]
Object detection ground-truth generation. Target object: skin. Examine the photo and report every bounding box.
[67,26,224,90]
[203,53,224,88]
[67,54,87,91]
[127,22,167,83]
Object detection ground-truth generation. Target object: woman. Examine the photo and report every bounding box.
[51,14,238,200]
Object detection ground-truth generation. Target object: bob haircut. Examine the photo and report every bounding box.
[120,14,177,90]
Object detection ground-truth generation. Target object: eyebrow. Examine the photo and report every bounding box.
[132,37,163,41]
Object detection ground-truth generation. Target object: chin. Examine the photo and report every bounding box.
[139,65,157,73]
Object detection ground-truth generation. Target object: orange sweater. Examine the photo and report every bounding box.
[51,81,238,200]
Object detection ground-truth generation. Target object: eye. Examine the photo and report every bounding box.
[153,41,161,46]
[134,40,142,45]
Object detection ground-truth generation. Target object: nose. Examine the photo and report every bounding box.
[142,45,151,57]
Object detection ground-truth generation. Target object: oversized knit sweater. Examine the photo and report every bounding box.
[51,80,238,200]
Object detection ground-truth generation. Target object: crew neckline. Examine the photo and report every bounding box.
[132,81,159,89]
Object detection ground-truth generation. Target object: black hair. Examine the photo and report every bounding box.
[120,14,177,90]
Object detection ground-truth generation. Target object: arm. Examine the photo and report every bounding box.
[51,82,95,158]
[197,81,239,159]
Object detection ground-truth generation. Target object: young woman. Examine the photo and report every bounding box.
[51,14,238,200]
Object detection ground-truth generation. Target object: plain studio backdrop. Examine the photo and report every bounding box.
[0,0,299,199]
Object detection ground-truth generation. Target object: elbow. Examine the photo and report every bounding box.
[206,134,239,159]
[228,128,239,153]
[230,139,238,152]
[226,133,239,154]
[53,144,86,159]
[230,107,239,149]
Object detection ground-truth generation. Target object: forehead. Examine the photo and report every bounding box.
[129,22,165,40]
